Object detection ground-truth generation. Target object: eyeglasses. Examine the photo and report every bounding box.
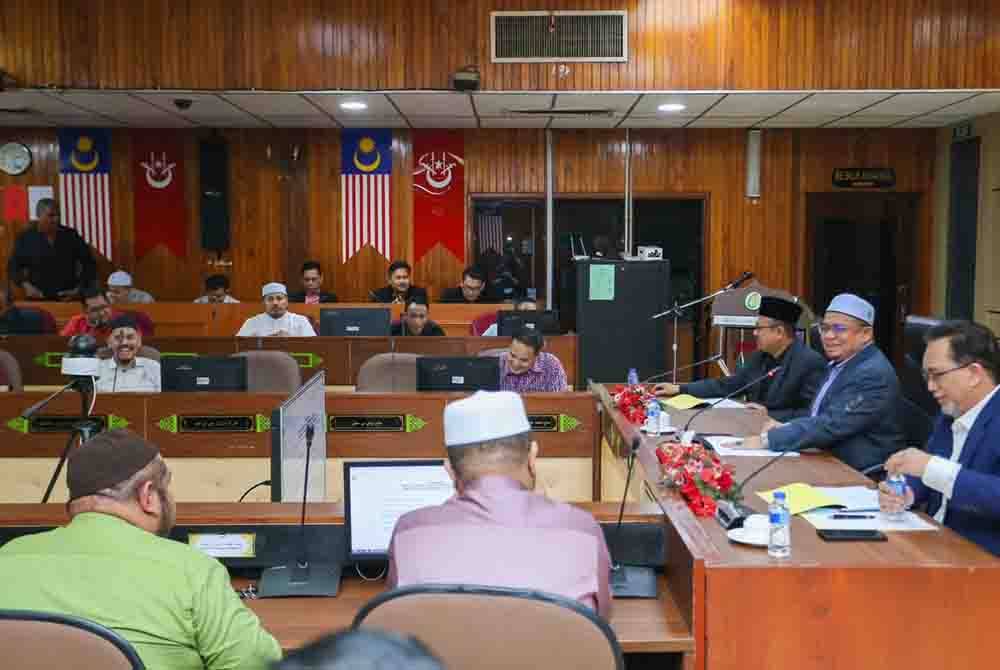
[921,363,971,383]
[819,323,858,336]
[754,323,782,332]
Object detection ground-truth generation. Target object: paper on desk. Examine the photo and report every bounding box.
[802,510,937,532]
[702,436,800,458]
[811,486,880,512]
[702,398,746,409]
[663,394,705,410]
[757,482,843,515]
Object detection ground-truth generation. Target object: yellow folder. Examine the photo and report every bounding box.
[756,482,843,516]
[662,394,707,410]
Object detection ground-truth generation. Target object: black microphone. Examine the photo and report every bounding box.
[724,271,754,291]
[682,366,782,436]
[609,437,657,598]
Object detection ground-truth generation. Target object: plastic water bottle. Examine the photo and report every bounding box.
[645,399,661,434]
[768,491,791,558]
[884,473,907,521]
[627,368,639,386]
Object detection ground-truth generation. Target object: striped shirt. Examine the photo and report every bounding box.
[499,351,567,393]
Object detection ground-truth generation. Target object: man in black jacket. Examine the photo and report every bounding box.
[288,261,337,304]
[369,260,428,305]
[438,266,498,304]
[8,198,96,301]
[390,298,445,337]
[655,296,826,421]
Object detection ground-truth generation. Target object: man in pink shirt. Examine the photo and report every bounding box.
[387,391,612,618]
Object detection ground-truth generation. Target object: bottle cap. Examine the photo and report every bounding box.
[774,491,786,501]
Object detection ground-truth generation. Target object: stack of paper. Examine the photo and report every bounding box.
[802,511,937,532]
[702,436,800,458]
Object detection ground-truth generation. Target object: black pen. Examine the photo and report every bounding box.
[831,513,876,520]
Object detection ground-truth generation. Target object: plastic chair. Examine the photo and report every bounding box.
[233,351,301,392]
[354,584,623,670]
[0,609,145,670]
[356,353,421,391]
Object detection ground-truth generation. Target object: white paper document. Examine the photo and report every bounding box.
[811,486,880,511]
[703,436,800,458]
[700,398,746,409]
[802,510,938,532]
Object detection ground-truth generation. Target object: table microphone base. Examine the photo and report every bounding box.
[257,560,341,598]
[610,564,658,598]
[715,500,755,530]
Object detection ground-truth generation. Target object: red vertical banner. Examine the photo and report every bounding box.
[2,186,29,222]
[132,131,188,259]
[412,130,465,263]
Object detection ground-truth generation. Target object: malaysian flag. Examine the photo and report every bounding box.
[477,213,504,254]
[341,129,392,261]
[58,128,113,259]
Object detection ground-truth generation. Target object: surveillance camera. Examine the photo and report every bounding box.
[173,98,193,110]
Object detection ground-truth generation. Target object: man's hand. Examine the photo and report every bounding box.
[886,447,932,478]
[878,479,914,514]
[736,435,762,450]
[653,383,680,397]
[761,418,785,432]
[22,283,44,300]
[56,288,79,301]
[744,402,768,414]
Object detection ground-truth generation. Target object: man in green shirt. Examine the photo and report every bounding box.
[0,430,281,670]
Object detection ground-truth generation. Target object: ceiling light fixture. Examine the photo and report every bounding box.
[657,103,687,113]
[339,101,368,111]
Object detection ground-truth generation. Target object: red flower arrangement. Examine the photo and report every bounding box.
[655,442,737,517]
[611,384,655,425]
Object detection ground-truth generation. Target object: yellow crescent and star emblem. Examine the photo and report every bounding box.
[70,136,100,172]
[353,136,382,173]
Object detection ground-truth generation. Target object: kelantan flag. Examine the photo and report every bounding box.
[412,130,465,263]
[132,131,188,259]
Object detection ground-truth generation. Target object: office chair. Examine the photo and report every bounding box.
[354,583,624,670]
[0,609,145,670]
[356,353,421,391]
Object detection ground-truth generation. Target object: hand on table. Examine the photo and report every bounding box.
[653,383,680,397]
[744,402,769,414]
[885,447,932,478]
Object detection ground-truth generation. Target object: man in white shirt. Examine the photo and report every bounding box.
[194,274,240,304]
[881,320,1000,556]
[96,315,161,393]
[236,282,316,337]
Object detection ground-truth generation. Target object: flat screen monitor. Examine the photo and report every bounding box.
[496,310,562,336]
[320,308,391,336]
[416,356,500,392]
[344,460,453,561]
[162,356,247,392]
[270,370,327,502]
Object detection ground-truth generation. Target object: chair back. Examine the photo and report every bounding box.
[354,584,623,670]
[0,609,145,670]
[233,351,301,392]
[0,349,23,391]
[356,353,421,391]
[899,395,934,448]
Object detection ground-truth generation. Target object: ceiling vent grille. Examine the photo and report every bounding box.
[491,11,628,63]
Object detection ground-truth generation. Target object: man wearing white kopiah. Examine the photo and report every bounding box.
[236,282,316,337]
[387,391,611,618]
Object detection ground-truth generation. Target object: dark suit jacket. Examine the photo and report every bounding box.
[768,344,903,472]
[437,287,501,304]
[288,291,337,303]
[681,340,826,422]
[908,390,1000,556]
[369,286,429,304]
[390,319,445,337]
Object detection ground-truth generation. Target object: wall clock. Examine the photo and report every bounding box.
[0,142,32,176]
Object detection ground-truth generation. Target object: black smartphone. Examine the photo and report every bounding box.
[817,529,888,542]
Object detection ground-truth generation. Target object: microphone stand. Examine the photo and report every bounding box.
[715,448,797,530]
[29,377,100,504]
[609,437,657,598]
[640,353,724,385]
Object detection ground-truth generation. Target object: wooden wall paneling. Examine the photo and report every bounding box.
[554,130,627,194]
[466,129,546,195]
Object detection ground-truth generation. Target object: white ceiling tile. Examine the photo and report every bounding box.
[473,94,554,115]
[135,92,266,126]
[266,116,338,128]
[222,92,324,117]
[861,92,979,115]
[337,116,409,128]
[408,116,478,128]
[549,114,622,128]
[706,93,810,116]
[0,113,55,126]
[479,116,550,128]
[389,93,474,117]
[782,92,895,114]
[552,93,639,113]
[629,94,723,116]
[53,91,185,125]
[0,90,88,116]
[826,115,909,127]
[926,92,1000,118]
[687,116,759,127]
[895,117,950,128]
[305,93,400,118]
[758,117,835,128]
[619,116,696,128]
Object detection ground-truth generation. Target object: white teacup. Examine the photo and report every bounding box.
[742,514,770,540]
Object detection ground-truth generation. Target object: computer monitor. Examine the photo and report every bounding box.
[416,356,500,392]
[320,308,391,336]
[344,460,453,562]
[162,356,248,392]
[496,309,562,336]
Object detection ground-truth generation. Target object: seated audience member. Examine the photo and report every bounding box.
[880,320,1000,556]
[96,315,161,393]
[107,270,155,304]
[438,266,497,304]
[195,274,240,303]
[655,295,826,421]
[740,293,902,472]
[60,288,116,338]
[288,260,338,304]
[0,429,282,670]
[388,391,611,618]
[370,260,429,305]
[237,282,316,337]
[7,197,96,301]
[476,298,538,337]
[391,298,445,337]
[274,629,443,670]
[500,331,568,393]
[0,285,47,334]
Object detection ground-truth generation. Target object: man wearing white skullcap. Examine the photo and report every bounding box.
[236,282,316,337]
[387,391,611,618]
[107,270,155,304]
[742,293,903,471]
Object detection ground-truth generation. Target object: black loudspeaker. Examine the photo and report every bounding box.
[573,260,670,386]
[200,140,230,252]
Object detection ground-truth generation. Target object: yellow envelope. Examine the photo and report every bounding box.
[757,482,842,516]
[662,394,707,410]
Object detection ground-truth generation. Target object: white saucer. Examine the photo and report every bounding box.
[726,527,769,547]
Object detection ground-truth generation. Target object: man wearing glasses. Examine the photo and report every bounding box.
[742,293,902,472]
[654,295,826,421]
[880,320,1000,556]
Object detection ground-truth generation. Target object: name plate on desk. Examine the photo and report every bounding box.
[528,414,581,433]
[330,414,427,433]
[5,414,128,435]
[189,533,256,558]
[156,414,270,434]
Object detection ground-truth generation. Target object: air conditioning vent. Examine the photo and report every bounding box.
[491,11,627,63]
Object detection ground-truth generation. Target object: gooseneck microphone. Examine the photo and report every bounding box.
[724,271,755,291]
[609,436,657,598]
[682,366,782,437]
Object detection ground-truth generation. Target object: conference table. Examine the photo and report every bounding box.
[596,384,1000,670]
